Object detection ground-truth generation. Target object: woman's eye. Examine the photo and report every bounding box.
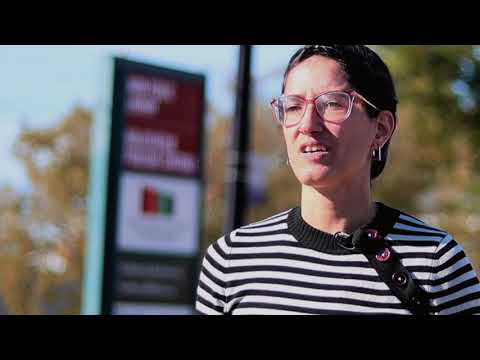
[286,105,303,112]
[326,101,342,108]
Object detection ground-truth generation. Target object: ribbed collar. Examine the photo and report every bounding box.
[287,202,399,255]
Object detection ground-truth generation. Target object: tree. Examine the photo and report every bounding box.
[0,107,91,314]
[374,46,480,267]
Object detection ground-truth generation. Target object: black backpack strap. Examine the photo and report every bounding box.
[336,204,431,315]
[360,234,431,315]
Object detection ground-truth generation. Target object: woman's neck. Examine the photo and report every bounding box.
[300,180,376,235]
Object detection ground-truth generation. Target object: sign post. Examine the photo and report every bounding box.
[224,45,252,233]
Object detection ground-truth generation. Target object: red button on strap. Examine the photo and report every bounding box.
[366,229,380,240]
[375,247,391,262]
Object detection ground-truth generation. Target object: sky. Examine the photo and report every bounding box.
[0,45,302,193]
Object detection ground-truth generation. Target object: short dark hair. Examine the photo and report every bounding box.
[282,45,398,179]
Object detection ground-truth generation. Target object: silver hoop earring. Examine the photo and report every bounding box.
[286,157,290,166]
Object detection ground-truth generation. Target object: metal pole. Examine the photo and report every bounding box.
[224,45,252,233]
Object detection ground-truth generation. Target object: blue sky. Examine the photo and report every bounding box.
[0,45,301,193]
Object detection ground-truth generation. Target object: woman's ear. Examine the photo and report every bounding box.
[375,110,396,148]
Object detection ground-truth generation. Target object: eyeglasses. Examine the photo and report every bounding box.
[270,90,379,127]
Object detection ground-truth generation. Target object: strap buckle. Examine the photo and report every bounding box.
[334,232,357,251]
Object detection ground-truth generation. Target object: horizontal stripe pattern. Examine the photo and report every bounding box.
[196,208,480,315]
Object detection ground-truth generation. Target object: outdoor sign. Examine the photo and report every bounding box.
[102,58,205,315]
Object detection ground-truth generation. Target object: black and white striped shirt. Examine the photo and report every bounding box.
[196,202,480,315]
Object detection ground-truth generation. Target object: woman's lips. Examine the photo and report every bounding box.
[301,149,329,161]
[299,142,330,161]
[300,142,329,153]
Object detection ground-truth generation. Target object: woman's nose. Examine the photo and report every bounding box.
[298,103,324,135]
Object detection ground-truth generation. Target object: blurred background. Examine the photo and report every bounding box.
[0,45,479,314]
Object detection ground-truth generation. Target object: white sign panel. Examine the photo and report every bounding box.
[116,171,201,256]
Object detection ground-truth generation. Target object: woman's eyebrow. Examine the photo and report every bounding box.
[285,87,352,98]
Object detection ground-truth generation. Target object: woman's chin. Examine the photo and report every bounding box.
[295,168,335,188]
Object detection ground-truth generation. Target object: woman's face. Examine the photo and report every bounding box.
[283,55,379,190]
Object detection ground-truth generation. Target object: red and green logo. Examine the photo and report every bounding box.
[142,186,174,215]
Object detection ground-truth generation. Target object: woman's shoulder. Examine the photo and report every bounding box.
[237,208,294,230]
[382,202,453,247]
[207,208,295,250]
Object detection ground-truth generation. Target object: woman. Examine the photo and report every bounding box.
[195,45,480,315]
